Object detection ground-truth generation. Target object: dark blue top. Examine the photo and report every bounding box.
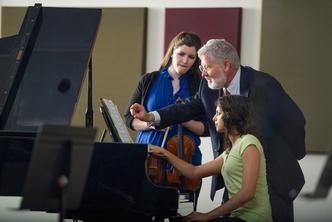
[136,68,202,165]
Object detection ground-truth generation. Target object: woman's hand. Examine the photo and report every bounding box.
[148,144,168,159]
[184,211,210,222]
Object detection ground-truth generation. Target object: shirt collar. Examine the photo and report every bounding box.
[226,66,241,95]
[162,67,186,80]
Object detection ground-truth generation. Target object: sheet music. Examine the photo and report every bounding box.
[100,98,133,143]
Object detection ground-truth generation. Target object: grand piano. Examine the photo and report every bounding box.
[0,4,179,221]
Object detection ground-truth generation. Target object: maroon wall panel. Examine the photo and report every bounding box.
[165,8,242,55]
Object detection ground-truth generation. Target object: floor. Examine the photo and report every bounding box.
[0,145,331,221]
[293,154,332,221]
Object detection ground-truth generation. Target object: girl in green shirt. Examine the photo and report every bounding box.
[149,95,272,222]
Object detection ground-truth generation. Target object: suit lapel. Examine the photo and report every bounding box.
[240,66,254,97]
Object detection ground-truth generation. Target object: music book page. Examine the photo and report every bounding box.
[100,98,133,143]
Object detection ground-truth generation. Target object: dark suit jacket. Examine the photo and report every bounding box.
[157,66,306,203]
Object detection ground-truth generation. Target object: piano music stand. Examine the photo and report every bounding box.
[20,125,96,222]
[99,98,133,143]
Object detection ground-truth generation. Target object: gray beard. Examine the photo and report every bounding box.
[207,75,226,90]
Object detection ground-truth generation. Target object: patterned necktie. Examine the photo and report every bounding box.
[223,88,230,96]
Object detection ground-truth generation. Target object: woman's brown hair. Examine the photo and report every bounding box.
[217,95,258,150]
[159,31,201,78]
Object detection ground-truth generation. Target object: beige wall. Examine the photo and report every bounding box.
[1,7,147,141]
[0,0,263,79]
[260,0,332,152]
[70,8,146,141]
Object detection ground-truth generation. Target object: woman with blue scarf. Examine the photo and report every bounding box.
[125,32,206,196]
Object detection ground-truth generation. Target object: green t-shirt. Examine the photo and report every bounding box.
[221,134,272,222]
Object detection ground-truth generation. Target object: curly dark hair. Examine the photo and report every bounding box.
[217,95,257,149]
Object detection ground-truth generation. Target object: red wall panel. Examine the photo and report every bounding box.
[165,8,242,55]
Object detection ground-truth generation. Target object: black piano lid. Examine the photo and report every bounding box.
[0,4,101,133]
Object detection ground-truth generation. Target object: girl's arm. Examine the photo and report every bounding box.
[181,120,205,136]
[148,144,223,179]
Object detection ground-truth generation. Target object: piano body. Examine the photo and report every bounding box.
[0,4,178,221]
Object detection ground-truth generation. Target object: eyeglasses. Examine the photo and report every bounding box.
[199,65,208,73]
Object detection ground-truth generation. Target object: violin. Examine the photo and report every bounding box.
[166,134,201,192]
[146,127,170,185]
[147,97,201,192]
[165,97,201,192]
